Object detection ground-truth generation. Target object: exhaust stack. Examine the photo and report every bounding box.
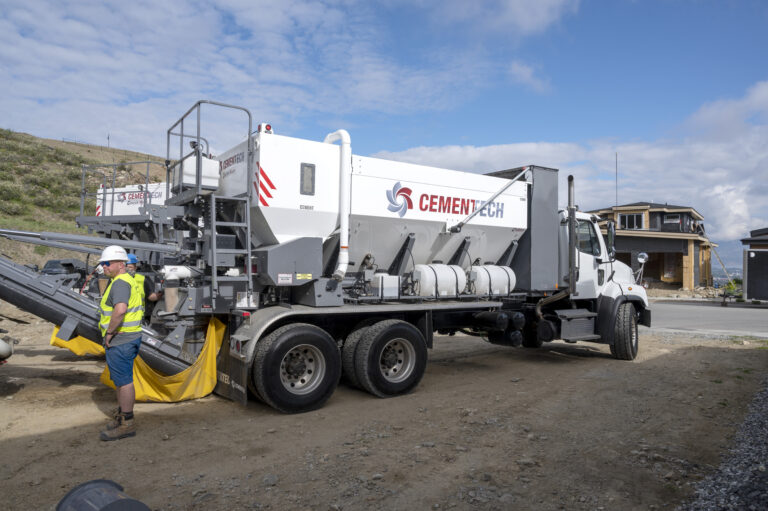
[323,129,352,281]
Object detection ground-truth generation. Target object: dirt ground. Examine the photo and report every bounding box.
[2,302,768,511]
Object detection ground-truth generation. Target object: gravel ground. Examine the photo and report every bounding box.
[677,376,768,511]
[4,298,768,510]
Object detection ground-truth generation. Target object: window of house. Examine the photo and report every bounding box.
[576,221,602,257]
[664,214,680,224]
[619,213,643,230]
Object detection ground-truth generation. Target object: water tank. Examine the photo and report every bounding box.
[413,264,468,298]
[178,153,220,192]
[470,265,516,296]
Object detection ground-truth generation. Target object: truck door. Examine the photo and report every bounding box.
[575,220,604,299]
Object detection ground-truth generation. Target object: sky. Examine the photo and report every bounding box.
[1,0,767,265]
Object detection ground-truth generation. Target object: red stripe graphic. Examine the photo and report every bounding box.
[261,186,272,199]
[259,194,269,206]
[260,166,276,190]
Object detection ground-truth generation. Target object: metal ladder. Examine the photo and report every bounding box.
[209,195,254,310]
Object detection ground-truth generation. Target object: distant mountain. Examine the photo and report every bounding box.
[708,239,747,269]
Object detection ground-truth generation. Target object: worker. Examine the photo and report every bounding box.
[98,245,143,441]
[126,253,162,318]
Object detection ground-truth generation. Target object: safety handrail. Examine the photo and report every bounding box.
[165,100,253,201]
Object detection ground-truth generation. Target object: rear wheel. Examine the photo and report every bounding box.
[354,320,427,398]
[252,323,341,413]
[611,302,638,360]
[341,325,370,389]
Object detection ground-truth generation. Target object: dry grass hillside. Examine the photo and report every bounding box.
[0,129,163,268]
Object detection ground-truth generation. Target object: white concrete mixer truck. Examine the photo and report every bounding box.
[0,101,650,413]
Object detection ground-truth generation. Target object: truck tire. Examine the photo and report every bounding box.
[354,319,427,398]
[252,323,341,413]
[341,326,369,389]
[521,323,543,348]
[611,302,638,360]
[521,336,543,348]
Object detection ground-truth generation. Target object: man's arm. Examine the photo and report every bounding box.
[104,279,131,347]
[144,276,162,302]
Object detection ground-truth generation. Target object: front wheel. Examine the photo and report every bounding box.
[611,302,639,360]
[354,320,428,398]
[252,323,341,413]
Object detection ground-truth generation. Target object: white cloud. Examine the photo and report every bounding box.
[687,80,768,138]
[0,0,528,154]
[508,60,551,93]
[405,0,579,36]
[374,81,768,261]
[374,142,585,172]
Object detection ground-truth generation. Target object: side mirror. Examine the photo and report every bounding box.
[606,220,617,260]
[637,252,649,265]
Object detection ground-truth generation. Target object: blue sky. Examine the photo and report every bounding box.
[1,0,767,265]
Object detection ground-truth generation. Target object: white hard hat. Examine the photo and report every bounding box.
[0,338,12,360]
[99,245,129,263]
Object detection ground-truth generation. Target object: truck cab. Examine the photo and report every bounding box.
[569,211,646,301]
[533,209,651,359]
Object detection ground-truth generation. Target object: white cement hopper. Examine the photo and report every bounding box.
[215,132,528,275]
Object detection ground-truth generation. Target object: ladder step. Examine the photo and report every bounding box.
[563,334,602,342]
[556,309,598,320]
[215,196,249,203]
[215,222,248,228]
[216,249,248,255]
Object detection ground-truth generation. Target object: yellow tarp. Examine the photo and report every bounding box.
[50,330,105,356]
[49,318,226,402]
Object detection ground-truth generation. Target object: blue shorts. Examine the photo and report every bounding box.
[105,338,141,387]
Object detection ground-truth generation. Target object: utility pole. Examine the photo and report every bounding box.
[107,133,110,149]
[615,152,618,206]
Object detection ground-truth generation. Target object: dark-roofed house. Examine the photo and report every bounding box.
[588,202,713,290]
[741,227,768,300]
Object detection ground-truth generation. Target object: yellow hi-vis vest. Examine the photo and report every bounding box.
[99,273,144,337]
[133,272,146,304]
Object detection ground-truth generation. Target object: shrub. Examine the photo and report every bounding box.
[0,200,28,216]
[65,167,82,180]
[0,182,23,201]
[48,195,81,214]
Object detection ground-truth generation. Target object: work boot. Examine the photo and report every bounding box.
[100,413,136,441]
[104,407,122,431]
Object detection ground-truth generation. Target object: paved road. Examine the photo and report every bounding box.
[648,301,768,338]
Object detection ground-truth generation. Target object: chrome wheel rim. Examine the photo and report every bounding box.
[280,344,325,395]
[379,337,416,383]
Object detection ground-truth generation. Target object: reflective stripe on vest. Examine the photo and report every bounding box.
[99,273,144,337]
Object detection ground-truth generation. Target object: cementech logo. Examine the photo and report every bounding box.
[386,181,413,217]
[386,181,507,219]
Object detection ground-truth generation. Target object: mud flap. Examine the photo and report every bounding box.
[214,335,249,405]
[639,308,652,327]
